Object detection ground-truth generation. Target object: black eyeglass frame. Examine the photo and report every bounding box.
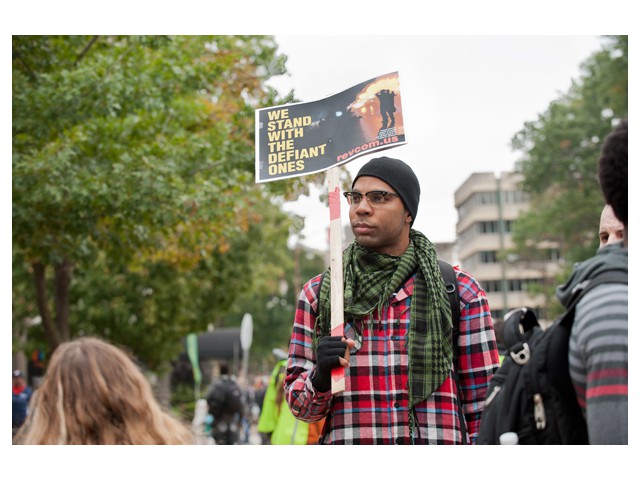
[343,190,401,206]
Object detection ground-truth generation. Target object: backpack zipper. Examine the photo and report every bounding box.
[533,393,546,430]
[526,323,544,432]
[485,385,501,406]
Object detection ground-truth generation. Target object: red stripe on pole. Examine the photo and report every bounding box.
[328,187,341,221]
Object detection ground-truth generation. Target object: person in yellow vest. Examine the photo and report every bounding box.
[258,351,324,445]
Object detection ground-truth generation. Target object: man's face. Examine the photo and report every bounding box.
[348,176,412,256]
[599,204,625,248]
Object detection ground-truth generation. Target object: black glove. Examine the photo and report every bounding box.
[312,336,348,392]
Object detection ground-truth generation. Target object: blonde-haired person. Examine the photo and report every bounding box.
[14,336,193,445]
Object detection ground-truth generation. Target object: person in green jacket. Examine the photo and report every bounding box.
[258,351,324,445]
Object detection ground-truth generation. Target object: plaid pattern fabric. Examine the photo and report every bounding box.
[285,266,500,444]
[315,230,453,409]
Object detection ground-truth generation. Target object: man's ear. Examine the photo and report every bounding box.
[405,211,413,224]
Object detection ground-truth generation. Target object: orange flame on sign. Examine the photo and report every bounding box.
[347,73,400,111]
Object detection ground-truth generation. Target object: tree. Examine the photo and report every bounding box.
[12,35,317,365]
[509,35,627,308]
[511,35,627,262]
[225,236,328,369]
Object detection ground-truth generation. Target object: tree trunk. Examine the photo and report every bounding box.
[32,262,61,351]
[31,259,73,353]
[54,259,73,342]
[151,364,172,409]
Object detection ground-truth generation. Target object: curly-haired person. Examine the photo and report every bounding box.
[557,119,628,444]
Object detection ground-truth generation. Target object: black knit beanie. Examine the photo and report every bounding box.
[352,156,420,225]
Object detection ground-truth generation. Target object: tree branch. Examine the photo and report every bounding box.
[75,35,100,65]
[12,50,37,82]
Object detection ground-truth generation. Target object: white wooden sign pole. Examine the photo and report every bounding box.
[327,167,345,393]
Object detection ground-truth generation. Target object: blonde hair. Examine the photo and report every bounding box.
[15,337,193,445]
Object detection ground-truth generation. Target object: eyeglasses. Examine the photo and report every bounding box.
[343,190,400,206]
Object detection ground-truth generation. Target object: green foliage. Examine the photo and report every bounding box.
[511,36,627,268]
[12,35,321,369]
[13,36,294,265]
[225,243,328,366]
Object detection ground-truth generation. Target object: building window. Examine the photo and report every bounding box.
[481,278,544,293]
[459,189,529,218]
[501,190,530,204]
[545,248,561,261]
[458,223,479,243]
[482,280,501,292]
[479,220,513,234]
[480,251,499,263]
[458,191,498,217]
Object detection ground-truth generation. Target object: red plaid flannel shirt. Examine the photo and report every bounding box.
[284,265,500,444]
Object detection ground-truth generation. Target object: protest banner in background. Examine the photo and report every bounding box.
[255,71,406,183]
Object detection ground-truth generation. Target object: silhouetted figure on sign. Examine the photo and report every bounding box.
[376,89,396,129]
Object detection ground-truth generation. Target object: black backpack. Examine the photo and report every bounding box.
[207,378,244,418]
[477,269,627,444]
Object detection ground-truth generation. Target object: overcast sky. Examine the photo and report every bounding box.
[267,36,604,251]
[4,1,636,472]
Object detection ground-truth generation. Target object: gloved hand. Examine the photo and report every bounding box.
[312,336,349,392]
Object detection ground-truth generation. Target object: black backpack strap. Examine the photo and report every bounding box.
[438,259,467,444]
[503,307,540,347]
[501,307,540,366]
[559,269,628,327]
[439,259,460,336]
[571,269,627,305]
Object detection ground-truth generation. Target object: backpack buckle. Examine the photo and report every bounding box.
[510,342,531,365]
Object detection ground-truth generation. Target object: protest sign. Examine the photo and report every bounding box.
[255,72,407,393]
[255,71,406,183]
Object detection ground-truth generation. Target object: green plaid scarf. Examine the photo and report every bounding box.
[315,229,453,408]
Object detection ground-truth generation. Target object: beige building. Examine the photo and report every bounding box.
[454,172,561,331]
[433,241,456,265]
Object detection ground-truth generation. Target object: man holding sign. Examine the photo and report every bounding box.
[284,157,500,444]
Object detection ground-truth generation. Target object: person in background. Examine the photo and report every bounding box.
[205,362,245,445]
[598,204,625,248]
[14,337,193,444]
[558,119,628,444]
[284,156,500,444]
[12,370,32,437]
[257,351,287,444]
[258,349,324,444]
